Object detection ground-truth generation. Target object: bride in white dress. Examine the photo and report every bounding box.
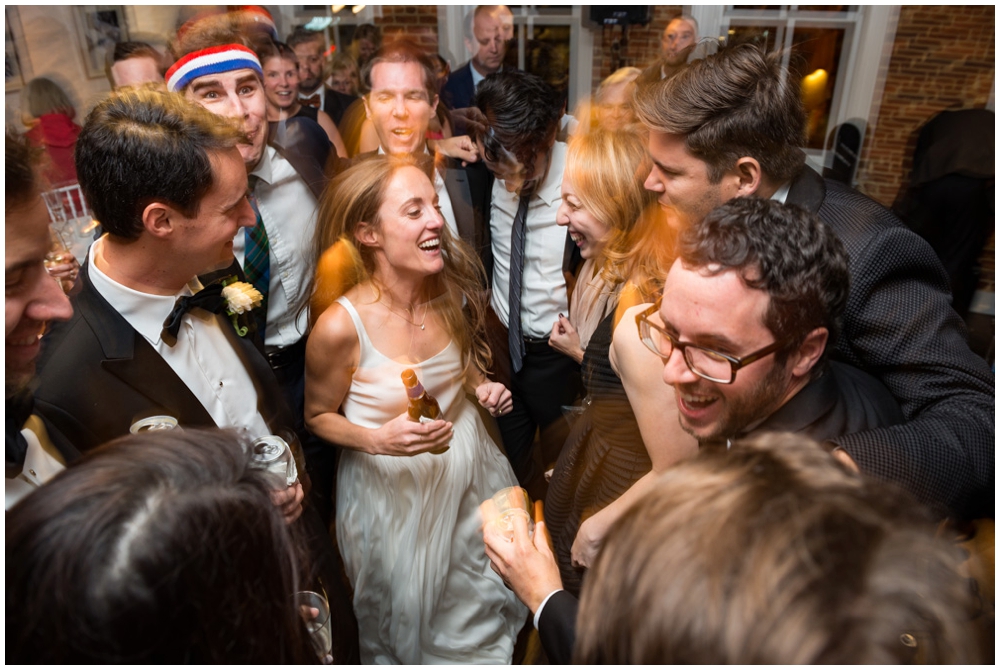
[304,155,527,664]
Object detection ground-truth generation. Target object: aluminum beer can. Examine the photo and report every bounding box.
[251,435,298,487]
[129,415,179,434]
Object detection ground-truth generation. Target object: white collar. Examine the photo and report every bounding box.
[770,181,791,204]
[87,237,203,345]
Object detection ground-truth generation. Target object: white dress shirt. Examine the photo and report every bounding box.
[88,238,270,438]
[233,145,316,349]
[489,140,569,339]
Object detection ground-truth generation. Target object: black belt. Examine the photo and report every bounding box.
[265,336,307,369]
[523,336,551,354]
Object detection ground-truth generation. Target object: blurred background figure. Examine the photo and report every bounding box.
[20,77,81,187]
[327,51,360,96]
[287,26,357,126]
[350,23,382,70]
[258,39,346,155]
[106,41,165,89]
[444,6,508,113]
[635,15,698,88]
[6,429,317,664]
[893,108,995,319]
[576,433,984,664]
[592,67,641,132]
[5,129,75,508]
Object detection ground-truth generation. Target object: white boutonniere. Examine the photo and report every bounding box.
[221,279,263,337]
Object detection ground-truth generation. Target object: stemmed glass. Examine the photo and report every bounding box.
[296,590,333,664]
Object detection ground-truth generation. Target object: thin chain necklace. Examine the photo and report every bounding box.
[379,295,428,330]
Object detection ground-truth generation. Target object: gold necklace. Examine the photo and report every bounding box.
[380,296,428,330]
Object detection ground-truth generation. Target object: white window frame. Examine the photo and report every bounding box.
[691,5,899,180]
[437,5,592,112]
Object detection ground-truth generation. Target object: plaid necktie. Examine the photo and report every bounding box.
[507,190,532,374]
[244,176,270,338]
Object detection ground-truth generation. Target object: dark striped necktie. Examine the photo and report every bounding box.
[244,176,270,339]
[507,190,532,374]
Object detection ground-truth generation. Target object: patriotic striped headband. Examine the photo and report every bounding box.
[166,44,262,93]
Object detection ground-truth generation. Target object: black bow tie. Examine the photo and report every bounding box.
[161,284,226,344]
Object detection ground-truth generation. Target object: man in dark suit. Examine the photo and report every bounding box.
[635,44,994,520]
[443,6,509,114]
[359,40,493,277]
[483,196,905,664]
[634,15,698,89]
[287,26,357,126]
[33,87,360,662]
[5,130,76,508]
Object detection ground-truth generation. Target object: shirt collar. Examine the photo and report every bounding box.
[87,237,203,345]
[533,140,566,207]
[249,145,276,185]
[770,181,791,204]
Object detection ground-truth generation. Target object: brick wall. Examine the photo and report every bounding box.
[375,5,439,52]
[589,6,683,90]
[855,5,995,207]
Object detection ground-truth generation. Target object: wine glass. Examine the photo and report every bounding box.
[296,590,333,664]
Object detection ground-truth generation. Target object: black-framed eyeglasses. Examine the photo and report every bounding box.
[635,298,786,384]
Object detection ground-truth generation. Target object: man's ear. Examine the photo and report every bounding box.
[142,201,176,240]
[790,327,828,380]
[362,94,373,121]
[430,93,439,115]
[354,221,380,248]
[463,37,476,57]
[733,156,763,197]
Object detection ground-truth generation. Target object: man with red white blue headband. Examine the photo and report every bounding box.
[168,20,342,526]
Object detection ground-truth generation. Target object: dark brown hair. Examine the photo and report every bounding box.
[678,197,849,370]
[634,44,806,184]
[6,429,315,663]
[75,86,244,239]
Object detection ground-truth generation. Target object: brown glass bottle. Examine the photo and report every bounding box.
[401,369,448,453]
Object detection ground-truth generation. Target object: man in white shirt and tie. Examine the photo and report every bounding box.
[167,25,339,522]
[473,70,582,495]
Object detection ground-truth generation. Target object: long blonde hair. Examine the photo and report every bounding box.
[310,154,492,374]
[565,128,674,301]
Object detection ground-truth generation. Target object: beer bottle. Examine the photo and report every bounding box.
[401,369,448,453]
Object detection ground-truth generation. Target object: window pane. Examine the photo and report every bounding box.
[790,27,845,149]
[512,25,571,108]
[727,24,779,52]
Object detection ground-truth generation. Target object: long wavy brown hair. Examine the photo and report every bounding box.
[308,154,492,375]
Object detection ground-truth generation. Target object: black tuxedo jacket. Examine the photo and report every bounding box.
[537,590,578,664]
[788,166,994,519]
[322,87,358,127]
[442,62,476,112]
[34,263,294,455]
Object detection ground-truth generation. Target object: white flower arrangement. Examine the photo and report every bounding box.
[221,280,263,336]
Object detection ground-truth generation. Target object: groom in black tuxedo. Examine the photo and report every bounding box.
[33,87,360,662]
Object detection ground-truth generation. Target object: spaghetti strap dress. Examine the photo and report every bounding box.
[333,296,527,664]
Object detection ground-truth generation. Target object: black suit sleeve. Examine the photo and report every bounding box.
[821,184,995,519]
[537,590,578,665]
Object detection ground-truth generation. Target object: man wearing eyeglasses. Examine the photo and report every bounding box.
[482,197,905,666]
[635,45,994,521]
[638,197,902,448]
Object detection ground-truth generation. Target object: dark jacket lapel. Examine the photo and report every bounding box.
[77,262,215,426]
[786,164,827,214]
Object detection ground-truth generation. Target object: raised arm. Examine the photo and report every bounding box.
[304,302,453,456]
[824,212,995,519]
